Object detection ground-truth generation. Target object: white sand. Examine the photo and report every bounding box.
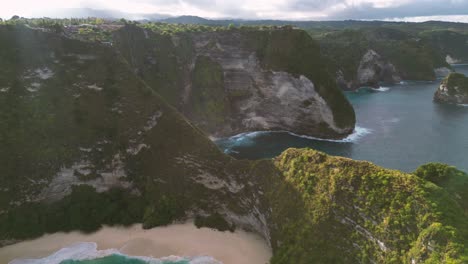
[0,222,271,264]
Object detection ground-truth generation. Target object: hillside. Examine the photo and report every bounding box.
[155,17,468,90]
[317,27,450,90]
[112,23,355,138]
[0,24,467,263]
[0,18,355,139]
[0,23,247,234]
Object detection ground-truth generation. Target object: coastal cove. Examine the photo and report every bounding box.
[216,65,468,173]
[0,223,272,264]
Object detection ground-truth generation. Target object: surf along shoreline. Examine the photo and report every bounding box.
[0,222,272,264]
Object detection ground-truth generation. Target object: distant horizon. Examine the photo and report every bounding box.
[2,0,468,22]
[2,8,468,24]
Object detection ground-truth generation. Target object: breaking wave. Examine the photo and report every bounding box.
[286,126,372,143]
[216,126,372,148]
[9,242,221,264]
[372,86,390,92]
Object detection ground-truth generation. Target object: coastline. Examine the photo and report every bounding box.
[0,222,271,264]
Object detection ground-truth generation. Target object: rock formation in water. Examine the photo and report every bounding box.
[434,72,468,104]
[112,25,355,139]
[339,49,401,89]
[0,23,467,263]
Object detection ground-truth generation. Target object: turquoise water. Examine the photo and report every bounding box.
[216,65,468,172]
[12,243,206,264]
[60,254,188,264]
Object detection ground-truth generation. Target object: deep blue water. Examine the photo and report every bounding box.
[216,65,468,173]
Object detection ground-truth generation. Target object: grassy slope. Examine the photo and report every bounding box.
[111,24,194,106]
[0,24,233,238]
[267,149,468,263]
[189,55,228,131]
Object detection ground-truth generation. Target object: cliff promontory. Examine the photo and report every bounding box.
[113,24,355,139]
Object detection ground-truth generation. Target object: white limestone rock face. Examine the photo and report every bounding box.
[336,49,402,91]
[111,26,356,139]
[446,54,461,64]
[188,32,353,138]
[356,50,401,88]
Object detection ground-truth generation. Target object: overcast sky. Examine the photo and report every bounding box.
[2,0,468,22]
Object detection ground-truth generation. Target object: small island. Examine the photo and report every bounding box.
[434,72,468,105]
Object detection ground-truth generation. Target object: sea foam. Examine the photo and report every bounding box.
[9,242,221,264]
[217,126,372,146]
[372,87,390,92]
[286,126,372,143]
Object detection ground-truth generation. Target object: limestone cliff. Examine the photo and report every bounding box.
[336,49,401,90]
[434,72,468,104]
[112,25,355,139]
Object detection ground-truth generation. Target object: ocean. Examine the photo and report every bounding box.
[216,65,468,173]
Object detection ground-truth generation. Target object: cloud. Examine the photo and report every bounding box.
[1,0,468,21]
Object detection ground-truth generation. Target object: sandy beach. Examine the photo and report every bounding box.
[0,222,271,264]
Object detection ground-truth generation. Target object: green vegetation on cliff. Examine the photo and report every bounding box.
[267,149,468,263]
[420,30,468,63]
[318,28,448,84]
[0,24,232,237]
[190,56,228,131]
[414,163,468,218]
[442,73,468,96]
[434,72,468,104]
[0,186,144,239]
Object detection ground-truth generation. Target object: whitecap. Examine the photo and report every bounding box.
[217,126,372,146]
[286,126,372,143]
[458,104,468,107]
[372,87,390,92]
[9,242,221,264]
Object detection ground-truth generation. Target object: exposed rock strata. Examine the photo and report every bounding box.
[112,26,355,139]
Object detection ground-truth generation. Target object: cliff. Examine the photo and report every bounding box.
[112,24,355,139]
[434,72,468,104]
[319,28,450,90]
[0,24,271,243]
[0,24,467,263]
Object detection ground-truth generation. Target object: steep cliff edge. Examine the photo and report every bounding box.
[112,25,355,139]
[434,72,468,104]
[269,149,468,263]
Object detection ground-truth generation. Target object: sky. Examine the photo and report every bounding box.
[1,0,468,22]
